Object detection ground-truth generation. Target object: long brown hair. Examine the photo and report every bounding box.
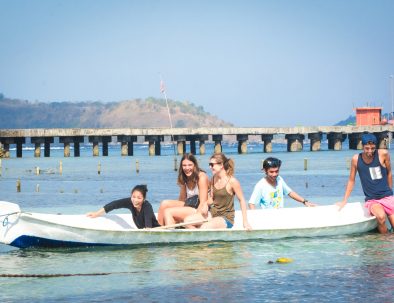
[210,153,234,176]
[177,153,202,185]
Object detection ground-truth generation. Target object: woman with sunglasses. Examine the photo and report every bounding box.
[157,153,209,226]
[249,157,316,209]
[184,153,251,230]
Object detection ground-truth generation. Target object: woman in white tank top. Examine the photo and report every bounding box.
[157,153,209,226]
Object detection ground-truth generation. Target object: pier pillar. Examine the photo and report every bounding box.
[88,136,112,156]
[174,135,186,155]
[15,138,25,158]
[117,136,137,156]
[59,137,74,157]
[308,133,322,151]
[73,136,84,157]
[31,137,45,157]
[186,135,197,155]
[146,136,163,156]
[236,134,248,154]
[261,134,273,153]
[190,140,196,155]
[44,137,53,157]
[285,134,304,152]
[2,143,10,158]
[102,136,112,156]
[327,133,346,151]
[348,133,363,150]
[212,135,223,154]
[197,135,208,155]
[373,131,390,149]
[34,143,41,157]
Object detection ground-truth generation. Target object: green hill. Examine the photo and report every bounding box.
[0,95,233,128]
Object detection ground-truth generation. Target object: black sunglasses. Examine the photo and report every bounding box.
[209,162,221,167]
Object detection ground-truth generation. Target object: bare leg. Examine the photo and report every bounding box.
[200,217,227,229]
[157,200,184,225]
[164,206,197,226]
[184,213,206,229]
[388,214,394,231]
[370,204,389,233]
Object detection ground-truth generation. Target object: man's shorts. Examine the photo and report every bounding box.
[365,196,394,216]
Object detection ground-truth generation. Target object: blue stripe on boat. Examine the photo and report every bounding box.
[10,235,112,249]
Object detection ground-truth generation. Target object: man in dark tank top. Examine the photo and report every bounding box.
[338,133,394,233]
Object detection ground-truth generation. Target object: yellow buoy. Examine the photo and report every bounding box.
[276,257,293,263]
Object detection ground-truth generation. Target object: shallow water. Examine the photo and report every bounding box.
[1,143,393,302]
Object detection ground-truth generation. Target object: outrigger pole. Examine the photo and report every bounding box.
[160,75,178,161]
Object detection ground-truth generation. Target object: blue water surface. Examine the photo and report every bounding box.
[0,143,393,302]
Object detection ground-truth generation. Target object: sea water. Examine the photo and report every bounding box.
[0,143,393,302]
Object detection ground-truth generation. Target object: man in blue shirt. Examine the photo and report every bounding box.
[248,157,315,209]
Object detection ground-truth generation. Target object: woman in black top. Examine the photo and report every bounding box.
[86,185,160,228]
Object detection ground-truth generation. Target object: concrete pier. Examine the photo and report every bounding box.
[237,134,248,154]
[146,135,163,156]
[1,125,393,158]
[261,134,273,153]
[308,132,322,151]
[285,134,304,152]
[212,135,223,154]
[327,132,346,151]
[348,133,363,150]
[117,135,137,156]
[374,131,390,149]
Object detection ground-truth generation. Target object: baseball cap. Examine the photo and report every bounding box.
[361,133,377,145]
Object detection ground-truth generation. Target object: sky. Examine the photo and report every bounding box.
[1,0,394,127]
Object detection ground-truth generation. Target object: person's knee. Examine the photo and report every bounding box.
[375,213,387,224]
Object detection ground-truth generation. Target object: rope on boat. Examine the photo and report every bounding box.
[0,211,21,227]
[0,264,245,279]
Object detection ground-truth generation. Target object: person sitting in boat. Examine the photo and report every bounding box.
[157,153,209,226]
[183,153,251,230]
[337,133,394,233]
[86,184,160,229]
[248,157,316,209]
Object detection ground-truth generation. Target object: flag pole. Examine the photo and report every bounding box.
[160,76,178,160]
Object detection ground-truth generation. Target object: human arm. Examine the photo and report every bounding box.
[337,154,358,210]
[248,180,261,210]
[86,207,105,218]
[196,172,210,216]
[87,198,131,218]
[230,178,252,230]
[143,202,161,228]
[288,191,316,207]
[381,149,393,188]
[178,184,187,202]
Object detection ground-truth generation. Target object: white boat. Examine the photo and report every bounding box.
[0,201,377,249]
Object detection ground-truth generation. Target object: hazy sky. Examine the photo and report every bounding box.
[1,0,394,127]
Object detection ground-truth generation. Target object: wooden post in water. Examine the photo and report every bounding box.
[304,158,308,171]
[16,179,21,192]
[136,160,140,173]
[59,160,63,175]
[174,158,177,171]
[36,166,40,175]
[98,161,101,175]
[36,184,40,192]
[346,158,351,170]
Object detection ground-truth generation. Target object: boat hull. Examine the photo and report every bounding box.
[0,201,377,249]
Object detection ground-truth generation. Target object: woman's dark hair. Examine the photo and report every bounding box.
[131,184,148,199]
[262,157,282,170]
[177,153,202,186]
